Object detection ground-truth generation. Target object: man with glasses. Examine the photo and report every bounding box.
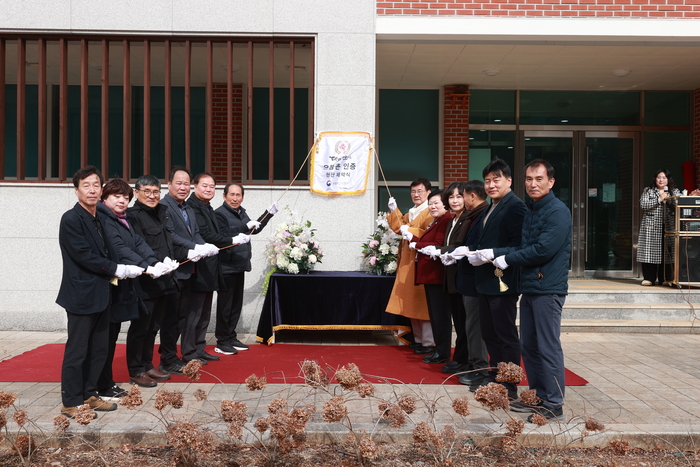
[127,175,188,384]
[385,178,435,354]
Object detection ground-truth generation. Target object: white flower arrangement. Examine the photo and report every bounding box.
[361,212,401,275]
[264,206,323,275]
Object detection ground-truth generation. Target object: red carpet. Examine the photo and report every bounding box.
[0,344,587,386]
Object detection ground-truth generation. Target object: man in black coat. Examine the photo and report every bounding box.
[466,158,526,400]
[127,174,189,381]
[160,167,219,370]
[187,173,250,358]
[215,183,277,354]
[56,166,142,418]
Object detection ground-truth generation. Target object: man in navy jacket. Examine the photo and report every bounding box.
[494,159,572,422]
[466,158,526,400]
[56,166,142,418]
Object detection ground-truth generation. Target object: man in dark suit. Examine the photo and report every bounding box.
[187,173,249,359]
[466,157,526,400]
[159,167,219,372]
[56,166,143,418]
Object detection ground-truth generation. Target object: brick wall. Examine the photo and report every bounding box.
[443,85,470,187]
[210,83,244,184]
[694,89,700,188]
[377,0,700,18]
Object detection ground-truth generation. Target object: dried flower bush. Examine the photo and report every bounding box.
[182,359,202,381]
[609,439,630,456]
[74,405,96,426]
[474,383,510,411]
[155,389,184,411]
[585,416,605,432]
[53,415,70,433]
[495,362,524,384]
[119,385,143,409]
[0,391,17,408]
[245,374,267,391]
[334,363,362,390]
[193,388,208,401]
[12,409,28,427]
[452,396,470,417]
[12,434,36,457]
[519,389,540,406]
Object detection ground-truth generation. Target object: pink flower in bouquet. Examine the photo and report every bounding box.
[369,256,377,265]
[369,240,379,248]
[282,231,291,237]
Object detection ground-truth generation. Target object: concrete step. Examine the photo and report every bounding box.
[559,319,700,334]
[561,302,699,320]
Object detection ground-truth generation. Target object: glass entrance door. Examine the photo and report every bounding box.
[523,131,639,277]
[581,132,638,277]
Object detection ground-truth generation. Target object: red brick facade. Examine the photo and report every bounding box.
[210,83,244,184]
[443,85,471,187]
[377,0,700,18]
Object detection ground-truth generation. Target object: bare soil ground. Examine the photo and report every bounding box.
[2,442,699,467]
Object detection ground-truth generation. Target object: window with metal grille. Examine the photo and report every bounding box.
[0,36,314,184]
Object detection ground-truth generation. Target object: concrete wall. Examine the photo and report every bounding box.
[0,0,378,332]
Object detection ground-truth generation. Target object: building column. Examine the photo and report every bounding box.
[210,83,244,183]
[443,84,470,187]
[694,88,700,189]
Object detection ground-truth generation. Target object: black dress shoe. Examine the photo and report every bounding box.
[423,353,449,364]
[441,361,470,374]
[414,346,436,355]
[199,351,220,361]
[408,342,422,349]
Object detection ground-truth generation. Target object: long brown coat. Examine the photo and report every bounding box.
[385,207,433,320]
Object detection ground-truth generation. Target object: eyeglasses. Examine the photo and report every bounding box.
[410,189,426,195]
[138,189,161,197]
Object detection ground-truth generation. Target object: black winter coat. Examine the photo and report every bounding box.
[215,203,273,275]
[466,191,526,295]
[187,195,229,292]
[97,202,158,323]
[127,200,187,300]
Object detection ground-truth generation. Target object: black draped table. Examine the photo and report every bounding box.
[255,271,411,344]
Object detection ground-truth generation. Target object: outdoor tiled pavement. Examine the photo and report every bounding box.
[1,328,700,448]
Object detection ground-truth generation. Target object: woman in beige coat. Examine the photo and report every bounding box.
[386,178,435,354]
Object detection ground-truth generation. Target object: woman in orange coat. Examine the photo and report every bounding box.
[386,178,434,353]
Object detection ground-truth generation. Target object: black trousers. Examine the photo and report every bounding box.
[179,290,212,361]
[215,272,245,345]
[448,292,468,363]
[97,322,122,392]
[478,293,521,394]
[159,278,193,365]
[127,292,176,375]
[424,284,452,359]
[641,262,668,284]
[61,308,110,407]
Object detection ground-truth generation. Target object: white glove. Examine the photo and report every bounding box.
[388,197,397,213]
[441,254,456,266]
[204,243,219,256]
[114,264,128,280]
[477,249,494,261]
[409,242,417,250]
[161,257,179,273]
[124,265,144,278]
[187,249,203,262]
[147,264,164,279]
[451,246,470,259]
[467,251,488,266]
[419,245,439,258]
[267,202,279,215]
[402,231,413,242]
[399,225,409,236]
[493,255,509,270]
[247,220,261,231]
[232,233,250,244]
